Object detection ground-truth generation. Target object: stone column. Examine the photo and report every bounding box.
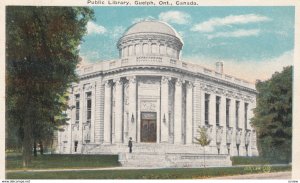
[78,85,84,153]
[128,76,137,142]
[67,88,74,153]
[94,80,103,143]
[114,78,123,143]
[199,86,206,127]
[209,93,217,154]
[161,76,170,143]
[193,80,201,143]
[103,80,112,144]
[186,82,193,144]
[90,82,96,143]
[229,98,236,155]
[248,101,253,156]
[174,78,183,144]
[239,100,245,156]
[220,96,227,154]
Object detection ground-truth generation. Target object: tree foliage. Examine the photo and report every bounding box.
[6,6,94,166]
[251,66,292,162]
[195,126,211,167]
[194,126,211,147]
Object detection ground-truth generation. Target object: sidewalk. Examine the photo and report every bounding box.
[6,164,290,173]
[211,171,291,179]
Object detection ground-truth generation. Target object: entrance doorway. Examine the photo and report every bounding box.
[141,112,156,142]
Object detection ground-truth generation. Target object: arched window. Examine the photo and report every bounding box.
[167,46,172,56]
[128,45,133,56]
[135,44,141,55]
[159,45,166,55]
[151,43,158,54]
[143,43,149,55]
[123,46,128,57]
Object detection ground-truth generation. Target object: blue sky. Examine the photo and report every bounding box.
[79,6,295,82]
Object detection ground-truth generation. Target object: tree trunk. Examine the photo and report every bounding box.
[33,140,37,157]
[204,146,206,167]
[22,122,33,167]
[40,140,44,155]
[22,106,33,168]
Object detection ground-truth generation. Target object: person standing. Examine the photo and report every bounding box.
[128,137,133,153]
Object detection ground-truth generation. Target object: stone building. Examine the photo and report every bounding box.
[56,20,258,167]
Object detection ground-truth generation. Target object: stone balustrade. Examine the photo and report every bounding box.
[77,56,255,90]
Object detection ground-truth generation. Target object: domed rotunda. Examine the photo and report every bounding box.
[57,20,258,168]
[117,21,183,59]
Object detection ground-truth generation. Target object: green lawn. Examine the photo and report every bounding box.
[6,166,291,179]
[6,154,291,179]
[6,154,120,170]
[231,156,289,165]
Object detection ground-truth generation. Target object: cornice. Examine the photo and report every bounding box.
[118,33,183,43]
[78,65,257,95]
[118,33,183,50]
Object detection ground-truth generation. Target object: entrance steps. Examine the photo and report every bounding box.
[118,152,232,168]
[85,143,216,154]
[83,143,232,168]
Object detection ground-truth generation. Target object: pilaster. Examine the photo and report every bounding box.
[174,78,183,144]
[193,81,201,143]
[161,76,171,143]
[220,96,227,154]
[185,82,193,144]
[103,80,112,144]
[128,76,137,142]
[114,78,124,143]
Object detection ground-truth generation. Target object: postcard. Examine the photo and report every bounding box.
[1,0,299,181]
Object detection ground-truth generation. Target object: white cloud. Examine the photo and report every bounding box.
[185,50,293,83]
[77,56,91,68]
[191,14,271,32]
[132,16,155,24]
[110,26,126,39]
[158,11,191,25]
[207,29,260,39]
[131,11,191,25]
[87,21,107,35]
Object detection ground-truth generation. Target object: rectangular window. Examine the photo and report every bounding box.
[244,103,248,129]
[236,101,240,129]
[216,96,221,126]
[226,98,230,127]
[86,92,92,123]
[205,93,210,125]
[75,94,80,123]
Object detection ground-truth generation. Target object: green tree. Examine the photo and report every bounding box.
[195,126,211,167]
[251,66,292,162]
[6,6,94,167]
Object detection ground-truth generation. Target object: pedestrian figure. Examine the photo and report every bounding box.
[128,137,133,153]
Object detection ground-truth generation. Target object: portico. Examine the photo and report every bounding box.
[101,75,195,145]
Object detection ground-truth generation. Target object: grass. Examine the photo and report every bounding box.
[6,165,291,179]
[231,156,289,165]
[6,154,291,179]
[6,154,120,170]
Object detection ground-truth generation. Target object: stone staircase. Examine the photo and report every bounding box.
[83,143,232,168]
[119,152,232,168]
[85,143,215,154]
[119,152,169,167]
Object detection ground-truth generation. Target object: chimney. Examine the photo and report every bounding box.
[216,61,224,74]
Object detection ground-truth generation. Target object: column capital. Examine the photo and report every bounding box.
[127,76,136,84]
[113,78,123,85]
[175,78,183,87]
[161,76,172,84]
[104,80,112,88]
[186,81,194,89]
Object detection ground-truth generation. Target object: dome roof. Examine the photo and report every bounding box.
[123,20,182,41]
